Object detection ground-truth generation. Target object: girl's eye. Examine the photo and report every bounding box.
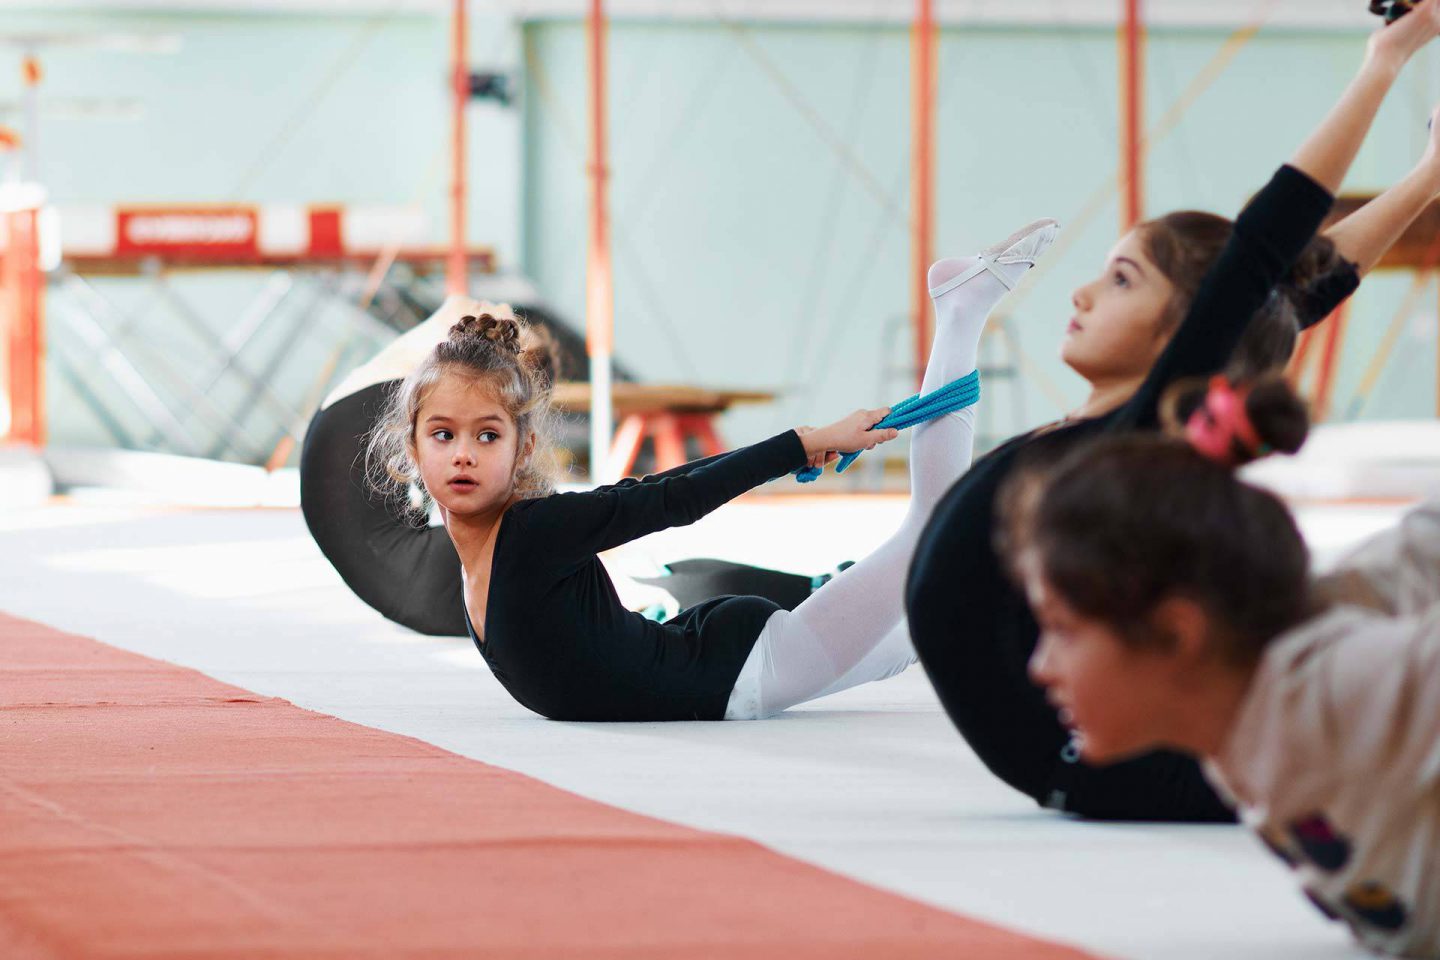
[432,429,454,442]
[1041,615,1075,640]
[1113,271,1129,287]
[479,431,499,443]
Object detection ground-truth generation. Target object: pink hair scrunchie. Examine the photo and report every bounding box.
[1185,376,1266,466]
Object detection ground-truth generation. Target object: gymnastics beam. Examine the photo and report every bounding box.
[911,0,937,391]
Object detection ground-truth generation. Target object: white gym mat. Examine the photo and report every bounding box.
[1,495,1402,960]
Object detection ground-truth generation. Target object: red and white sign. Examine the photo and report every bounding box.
[115,207,260,259]
[56,204,429,262]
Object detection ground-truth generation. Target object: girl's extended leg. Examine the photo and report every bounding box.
[809,618,914,701]
[725,220,1057,719]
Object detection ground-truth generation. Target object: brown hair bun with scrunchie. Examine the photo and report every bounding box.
[1160,373,1310,467]
[997,393,1314,662]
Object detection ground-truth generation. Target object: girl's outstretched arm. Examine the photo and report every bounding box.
[1290,101,1440,332]
[520,409,897,568]
[1323,103,1440,276]
[1290,1,1440,192]
[1119,12,1440,428]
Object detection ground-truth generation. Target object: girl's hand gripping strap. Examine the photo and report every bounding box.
[793,370,981,483]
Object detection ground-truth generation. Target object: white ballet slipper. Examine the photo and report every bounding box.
[928,218,1060,299]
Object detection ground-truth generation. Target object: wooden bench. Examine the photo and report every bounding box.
[551,383,775,476]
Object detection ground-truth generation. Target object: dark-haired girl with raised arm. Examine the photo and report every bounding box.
[1002,373,1440,958]
[905,3,1440,822]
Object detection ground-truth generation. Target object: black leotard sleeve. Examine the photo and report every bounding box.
[520,430,807,569]
[1115,165,1335,431]
[634,451,732,482]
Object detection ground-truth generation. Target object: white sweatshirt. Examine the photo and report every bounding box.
[1206,500,1440,959]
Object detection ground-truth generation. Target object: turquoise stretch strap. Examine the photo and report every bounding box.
[794,370,981,484]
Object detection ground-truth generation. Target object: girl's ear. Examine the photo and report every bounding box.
[519,430,537,465]
[1148,595,1214,667]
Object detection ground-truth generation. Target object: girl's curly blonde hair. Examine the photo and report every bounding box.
[364,305,559,514]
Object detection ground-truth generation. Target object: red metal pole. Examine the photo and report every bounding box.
[1287,325,1317,387]
[4,207,44,447]
[447,0,468,296]
[586,0,615,479]
[911,0,937,390]
[1312,300,1350,423]
[1119,0,1145,231]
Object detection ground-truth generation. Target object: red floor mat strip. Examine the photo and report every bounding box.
[1,612,1102,959]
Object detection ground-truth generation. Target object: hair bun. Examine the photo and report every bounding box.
[1164,374,1310,468]
[519,325,560,391]
[450,313,522,355]
[1244,377,1310,458]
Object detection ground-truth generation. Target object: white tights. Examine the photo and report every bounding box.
[724,249,1031,720]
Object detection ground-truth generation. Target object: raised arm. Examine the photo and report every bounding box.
[1120,10,1440,429]
[1271,110,1440,332]
[1322,103,1440,277]
[1290,3,1440,192]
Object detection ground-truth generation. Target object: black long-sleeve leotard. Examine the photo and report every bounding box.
[301,390,815,639]
[470,430,808,721]
[904,165,1360,821]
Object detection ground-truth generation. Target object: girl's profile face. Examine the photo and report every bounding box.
[1020,557,1180,764]
[411,372,529,517]
[1063,229,1177,384]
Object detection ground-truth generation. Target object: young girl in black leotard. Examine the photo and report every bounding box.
[1002,374,1440,957]
[905,5,1440,822]
[298,323,815,641]
[319,212,1054,721]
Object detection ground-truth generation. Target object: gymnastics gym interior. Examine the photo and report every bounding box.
[2,1,1438,957]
